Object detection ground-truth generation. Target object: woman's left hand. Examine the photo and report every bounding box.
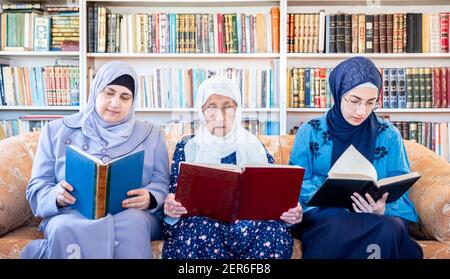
[280,202,303,225]
[122,188,150,210]
[351,192,388,215]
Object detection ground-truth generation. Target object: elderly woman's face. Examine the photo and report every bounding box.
[340,86,378,126]
[95,85,133,123]
[202,94,237,137]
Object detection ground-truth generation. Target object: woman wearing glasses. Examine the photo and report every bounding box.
[161,76,302,259]
[289,57,423,259]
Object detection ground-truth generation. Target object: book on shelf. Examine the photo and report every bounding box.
[175,162,305,222]
[307,145,421,209]
[65,145,145,220]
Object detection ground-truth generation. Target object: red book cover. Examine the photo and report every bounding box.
[175,162,304,223]
[447,67,450,108]
[433,67,441,108]
[217,13,223,53]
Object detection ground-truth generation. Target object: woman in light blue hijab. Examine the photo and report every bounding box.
[20,61,170,259]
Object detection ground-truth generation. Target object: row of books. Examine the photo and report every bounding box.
[87,7,280,54]
[0,65,80,106]
[287,12,449,53]
[391,121,450,162]
[0,4,79,51]
[0,115,63,140]
[89,63,279,109]
[287,67,450,109]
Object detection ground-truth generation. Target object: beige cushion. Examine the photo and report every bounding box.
[0,133,39,237]
[405,140,450,243]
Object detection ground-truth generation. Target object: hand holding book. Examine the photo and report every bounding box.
[350,192,389,215]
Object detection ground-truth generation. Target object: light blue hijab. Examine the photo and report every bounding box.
[81,61,139,149]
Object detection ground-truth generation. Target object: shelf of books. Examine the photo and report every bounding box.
[285,0,450,161]
[83,0,282,138]
[0,1,81,139]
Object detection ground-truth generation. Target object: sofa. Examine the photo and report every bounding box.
[0,131,449,259]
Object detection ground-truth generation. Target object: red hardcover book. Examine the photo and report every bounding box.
[447,67,450,108]
[175,162,305,223]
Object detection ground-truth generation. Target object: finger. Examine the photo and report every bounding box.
[365,193,377,208]
[123,196,143,205]
[351,195,367,212]
[61,181,74,192]
[62,191,76,203]
[354,193,372,211]
[123,202,145,209]
[352,203,361,213]
[168,200,182,207]
[127,189,143,196]
[381,192,389,202]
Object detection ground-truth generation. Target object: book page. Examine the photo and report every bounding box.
[68,145,103,165]
[377,172,420,187]
[180,162,243,173]
[328,145,377,181]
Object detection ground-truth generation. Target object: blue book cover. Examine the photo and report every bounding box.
[389,68,398,109]
[66,145,145,219]
[304,68,311,108]
[397,68,407,109]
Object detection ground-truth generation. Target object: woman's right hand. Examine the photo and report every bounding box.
[164,193,187,218]
[56,180,76,207]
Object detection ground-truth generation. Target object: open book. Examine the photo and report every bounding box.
[307,145,421,209]
[65,145,145,219]
[175,162,305,222]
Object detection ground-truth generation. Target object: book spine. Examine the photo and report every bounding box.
[95,164,108,219]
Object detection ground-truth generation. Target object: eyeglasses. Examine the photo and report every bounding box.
[343,96,379,111]
[202,105,237,119]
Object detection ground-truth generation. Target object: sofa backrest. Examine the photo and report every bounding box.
[1,131,449,243]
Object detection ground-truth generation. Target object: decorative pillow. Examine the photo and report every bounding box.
[404,140,450,243]
[0,134,36,237]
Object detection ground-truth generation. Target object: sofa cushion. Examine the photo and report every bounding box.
[0,132,40,237]
[404,140,450,243]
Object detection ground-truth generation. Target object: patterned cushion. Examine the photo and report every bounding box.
[0,133,39,237]
[404,140,450,244]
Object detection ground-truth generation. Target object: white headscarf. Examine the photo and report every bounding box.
[184,76,268,165]
[81,61,139,149]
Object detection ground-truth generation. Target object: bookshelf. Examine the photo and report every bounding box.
[0,1,449,159]
[0,0,81,138]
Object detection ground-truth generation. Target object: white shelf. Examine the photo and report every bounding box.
[0,51,80,58]
[87,0,280,7]
[287,53,450,59]
[87,53,280,59]
[0,106,80,111]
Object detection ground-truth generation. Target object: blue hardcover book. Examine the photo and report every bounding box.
[382,68,390,108]
[397,68,407,109]
[65,145,145,220]
[389,68,398,109]
[304,68,311,108]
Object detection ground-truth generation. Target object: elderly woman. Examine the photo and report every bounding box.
[20,61,170,259]
[289,56,423,259]
[161,76,302,259]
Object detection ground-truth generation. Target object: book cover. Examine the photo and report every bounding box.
[65,145,145,220]
[175,162,305,223]
[307,145,421,210]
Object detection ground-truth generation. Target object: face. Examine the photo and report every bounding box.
[202,94,237,137]
[340,86,378,126]
[95,84,133,123]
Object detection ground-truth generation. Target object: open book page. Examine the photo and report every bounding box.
[68,145,103,165]
[376,172,421,187]
[180,162,243,173]
[328,145,377,181]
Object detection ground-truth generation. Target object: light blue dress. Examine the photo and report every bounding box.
[20,116,170,259]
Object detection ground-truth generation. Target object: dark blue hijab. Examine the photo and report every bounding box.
[326,56,382,166]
